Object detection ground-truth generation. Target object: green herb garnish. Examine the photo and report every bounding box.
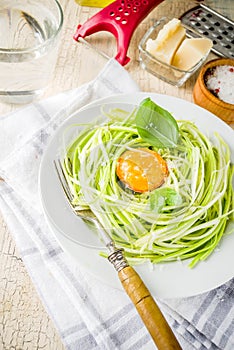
[135,97,179,148]
[150,188,182,212]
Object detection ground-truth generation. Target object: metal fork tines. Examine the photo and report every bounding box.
[53,158,116,252]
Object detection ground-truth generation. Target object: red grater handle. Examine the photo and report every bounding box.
[74,0,164,66]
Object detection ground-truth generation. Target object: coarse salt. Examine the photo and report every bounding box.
[204,65,234,104]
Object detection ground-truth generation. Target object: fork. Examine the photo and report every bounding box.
[54,158,182,350]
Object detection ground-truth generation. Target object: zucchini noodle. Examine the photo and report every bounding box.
[62,108,233,268]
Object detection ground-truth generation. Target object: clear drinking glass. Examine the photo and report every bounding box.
[0,0,63,104]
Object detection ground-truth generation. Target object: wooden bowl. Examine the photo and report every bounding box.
[193,58,234,124]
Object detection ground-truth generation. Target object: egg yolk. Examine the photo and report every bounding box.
[116,148,168,193]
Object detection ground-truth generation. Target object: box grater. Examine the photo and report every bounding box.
[180,3,234,59]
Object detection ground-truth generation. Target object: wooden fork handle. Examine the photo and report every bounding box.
[118,266,182,350]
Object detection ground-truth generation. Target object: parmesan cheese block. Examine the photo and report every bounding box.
[146,18,186,64]
[172,38,213,70]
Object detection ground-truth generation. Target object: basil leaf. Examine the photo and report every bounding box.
[150,192,165,213]
[135,98,179,148]
[150,188,182,212]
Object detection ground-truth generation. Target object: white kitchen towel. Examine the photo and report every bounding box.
[0,58,233,350]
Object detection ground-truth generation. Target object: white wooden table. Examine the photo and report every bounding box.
[0,0,233,348]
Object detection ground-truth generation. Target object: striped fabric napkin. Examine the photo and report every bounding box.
[0,58,233,350]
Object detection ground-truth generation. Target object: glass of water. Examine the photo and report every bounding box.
[0,0,63,104]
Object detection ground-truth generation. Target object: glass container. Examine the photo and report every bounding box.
[138,17,212,87]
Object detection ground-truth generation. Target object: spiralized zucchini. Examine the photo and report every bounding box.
[62,108,233,267]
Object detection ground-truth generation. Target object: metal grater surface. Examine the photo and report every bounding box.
[180,3,234,59]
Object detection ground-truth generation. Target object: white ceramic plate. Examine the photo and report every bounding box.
[39,92,234,299]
